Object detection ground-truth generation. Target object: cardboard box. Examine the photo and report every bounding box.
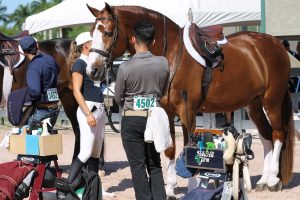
[9,134,63,156]
[9,134,26,154]
[39,134,63,156]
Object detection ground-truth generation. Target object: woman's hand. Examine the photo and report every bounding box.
[86,113,96,127]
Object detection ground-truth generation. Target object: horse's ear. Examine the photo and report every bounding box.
[86,4,100,17]
[104,2,113,15]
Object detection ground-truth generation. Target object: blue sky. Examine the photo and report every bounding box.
[2,0,32,14]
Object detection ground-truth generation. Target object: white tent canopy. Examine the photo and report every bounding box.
[23,0,261,34]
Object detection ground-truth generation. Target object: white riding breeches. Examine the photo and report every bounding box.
[77,101,106,163]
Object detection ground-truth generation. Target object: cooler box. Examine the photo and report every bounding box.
[9,134,63,156]
[185,146,226,172]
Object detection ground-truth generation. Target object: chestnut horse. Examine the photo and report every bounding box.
[0,38,81,161]
[85,3,295,197]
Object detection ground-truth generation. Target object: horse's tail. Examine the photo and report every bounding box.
[280,89,295,184]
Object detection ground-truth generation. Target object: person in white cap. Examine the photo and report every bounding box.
[67,32,106,188]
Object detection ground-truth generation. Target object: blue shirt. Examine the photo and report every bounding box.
[26,53,59,103]
[71,57,104,103]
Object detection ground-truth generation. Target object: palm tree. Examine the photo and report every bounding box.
[49,0,62,7]
[9,4,31,30]
[30,0,62,14]
[30,0,48,14]
[0,0,8,23]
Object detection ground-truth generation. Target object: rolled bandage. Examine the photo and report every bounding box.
[223,131,236,164]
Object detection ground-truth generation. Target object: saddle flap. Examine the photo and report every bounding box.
[188,23,225,65]
[189,23,224,50]
[0,30,28,69]
[0,40,26,69]
[193,24,224,40]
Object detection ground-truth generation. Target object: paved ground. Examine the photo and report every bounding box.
[0,125,299,199]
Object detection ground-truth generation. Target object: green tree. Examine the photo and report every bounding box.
[0,0,8,23]
[31,0,62,13]
[8,4,31,31]
[30,0,48,14]
[6,0,62,35]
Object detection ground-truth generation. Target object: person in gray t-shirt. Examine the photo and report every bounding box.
[115,22,169,200]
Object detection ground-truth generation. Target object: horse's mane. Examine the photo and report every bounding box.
[113,5,179,28]
[39,38,79,71]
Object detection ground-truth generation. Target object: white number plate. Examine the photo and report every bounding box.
[47,88,59,101]
[133,95,157,110]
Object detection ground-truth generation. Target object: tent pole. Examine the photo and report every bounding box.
[49,29,53,39]
[260,0,266,33]
[43,30,47,40]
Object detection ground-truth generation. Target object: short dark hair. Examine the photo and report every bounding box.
[282,40,290,48]
[133,22,155,46]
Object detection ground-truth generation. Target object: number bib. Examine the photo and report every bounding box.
[46,88,59,102]
[133,94,157,110]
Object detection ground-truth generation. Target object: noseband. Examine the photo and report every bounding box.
[89,15,119,66]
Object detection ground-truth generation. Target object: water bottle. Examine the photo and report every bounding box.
[197,140,204,151]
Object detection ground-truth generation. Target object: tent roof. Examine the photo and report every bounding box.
[23,0,261,34]
[265,0,300,37]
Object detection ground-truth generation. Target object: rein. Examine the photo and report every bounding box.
[162,16,167,56]
[90,13,120,115]
[167,26,183,103]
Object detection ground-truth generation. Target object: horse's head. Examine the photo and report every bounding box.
[86,3,128,81]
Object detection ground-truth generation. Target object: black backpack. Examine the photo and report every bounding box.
[81,168,102,200]
[55,168,102,200]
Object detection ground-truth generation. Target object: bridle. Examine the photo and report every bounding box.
[89,12,119,120]
[89,14,119,67]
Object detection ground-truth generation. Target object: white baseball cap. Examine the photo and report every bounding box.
[75,32,92,46]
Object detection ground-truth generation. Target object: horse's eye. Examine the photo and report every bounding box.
[103,31,113,37]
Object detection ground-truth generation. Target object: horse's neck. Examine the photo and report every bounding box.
[115,6,181,62]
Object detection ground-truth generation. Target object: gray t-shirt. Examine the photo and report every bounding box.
[115,51,169,110]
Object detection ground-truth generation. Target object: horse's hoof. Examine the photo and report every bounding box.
[167,196,177,200]
[255,183,268,192]
[268,181,282,192]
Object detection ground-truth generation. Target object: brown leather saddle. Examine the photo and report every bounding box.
[189,23,225,66]
[0,30,29,69]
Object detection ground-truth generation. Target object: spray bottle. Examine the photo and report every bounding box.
[41,118,52,136]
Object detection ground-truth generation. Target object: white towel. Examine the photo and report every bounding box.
[144,107,173,152]
[0,131,12,149]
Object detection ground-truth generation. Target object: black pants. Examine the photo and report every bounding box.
[121,116,166,200]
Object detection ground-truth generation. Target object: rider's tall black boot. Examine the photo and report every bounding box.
[87,157,100,173]
[68,157,84,184]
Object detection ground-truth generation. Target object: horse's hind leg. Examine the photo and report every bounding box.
[247,98,273,191]
[263,91,294,190]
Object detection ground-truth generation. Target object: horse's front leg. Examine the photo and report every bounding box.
[177,101,197,192]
